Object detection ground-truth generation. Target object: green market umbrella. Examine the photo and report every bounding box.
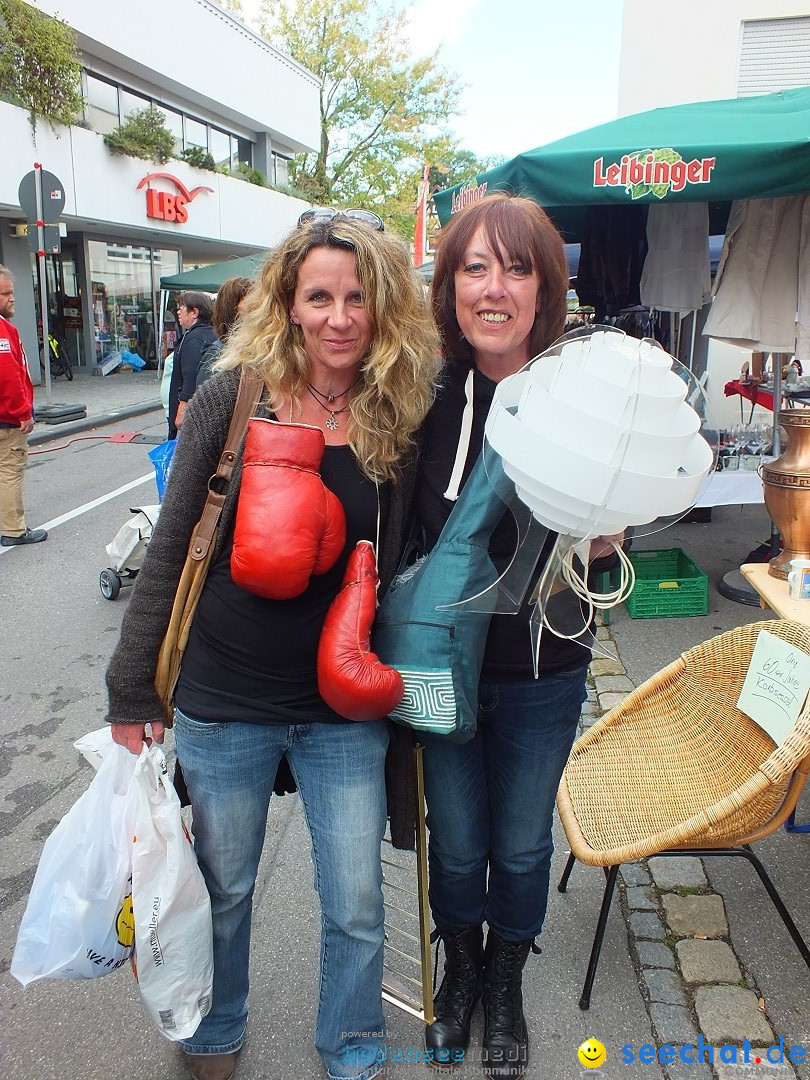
[160,251,269,292]
[433,86,810,241]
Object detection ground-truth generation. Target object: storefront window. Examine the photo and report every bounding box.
[161,107,184,153]
[210,128,232,169]
[236,136,253,167]
[85,73,119,134]
[121,88,150,119]
[89,241,178,367]
[185,116,208,149]
[273,154,290,188]
[152,249,181,358]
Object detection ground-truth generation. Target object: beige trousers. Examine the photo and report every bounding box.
[0,426,29,536]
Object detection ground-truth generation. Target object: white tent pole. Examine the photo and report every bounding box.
[688,309,698,373]
[156,290,167,384]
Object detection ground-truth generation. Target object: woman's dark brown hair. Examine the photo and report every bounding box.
[212,276,252,340]
[431,192,569,364]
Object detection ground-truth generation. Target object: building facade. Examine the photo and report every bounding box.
[618,0,810,115]
[0,0,319,376]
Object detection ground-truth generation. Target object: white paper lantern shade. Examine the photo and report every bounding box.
[485,329,714,540]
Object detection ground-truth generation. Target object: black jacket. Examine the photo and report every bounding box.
[167,321,217,438]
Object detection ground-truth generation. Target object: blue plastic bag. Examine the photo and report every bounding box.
[148,439,177,501]
[121,349,146,369]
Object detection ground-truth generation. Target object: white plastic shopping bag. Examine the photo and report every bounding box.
[73,725,115,770]
[11,743,138,985]
[130,745,213,1041]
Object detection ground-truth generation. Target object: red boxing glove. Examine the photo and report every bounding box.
[231,418,346,599]
[318,541,405,721]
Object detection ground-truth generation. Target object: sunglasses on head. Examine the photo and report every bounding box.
[298,207,384,232]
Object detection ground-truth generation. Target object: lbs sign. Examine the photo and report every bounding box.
[136,172,213,224]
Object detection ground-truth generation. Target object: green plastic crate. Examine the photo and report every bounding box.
[625,547,708,619]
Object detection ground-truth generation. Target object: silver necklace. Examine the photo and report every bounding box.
[306,385,351,430]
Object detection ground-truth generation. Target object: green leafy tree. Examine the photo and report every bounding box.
[0,0,83,138]
[212,0,244,15]
[428,147,503,195]
[103,106,175,164]
[259,0,461,233]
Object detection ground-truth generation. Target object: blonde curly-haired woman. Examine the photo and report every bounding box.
[106,211,441,1080]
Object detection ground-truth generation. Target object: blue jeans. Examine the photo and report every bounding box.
[422,669,586,942]
[174,710,389,1080]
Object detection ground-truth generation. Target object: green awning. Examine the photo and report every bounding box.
[160,251,269,292]
[433,86,810,241]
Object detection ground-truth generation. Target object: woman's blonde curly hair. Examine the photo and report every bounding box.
[217,218,441,482]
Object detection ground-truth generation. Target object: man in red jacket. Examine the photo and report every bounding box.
[0,266,47,546]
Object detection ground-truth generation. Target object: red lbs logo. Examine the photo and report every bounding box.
[137,172,214,224]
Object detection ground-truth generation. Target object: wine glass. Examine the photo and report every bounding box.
[729,424,748,470]
[749,422,772,468]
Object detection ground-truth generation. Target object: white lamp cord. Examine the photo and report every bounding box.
[539,540,636,642]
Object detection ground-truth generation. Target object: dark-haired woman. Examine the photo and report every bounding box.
[168,289,217,438]
[419,194,618,1079]
[195,276,253,389]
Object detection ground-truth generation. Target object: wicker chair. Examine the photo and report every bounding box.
[556,619,810,1010]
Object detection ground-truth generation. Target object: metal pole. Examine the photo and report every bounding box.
[34,165,52,407]
[688,309,698,373]
[770,354,783,558]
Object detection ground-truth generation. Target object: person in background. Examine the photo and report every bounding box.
[418,194,619,1078]
[0,265,47,547]
[168,290,216,438]
[196,276,253,389]
[105,210,441,1080]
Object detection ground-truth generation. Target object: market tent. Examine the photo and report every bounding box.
[433,86,810,240]
[160,251,269,292]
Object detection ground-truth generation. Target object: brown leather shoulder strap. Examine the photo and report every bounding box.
[190,368,264,561]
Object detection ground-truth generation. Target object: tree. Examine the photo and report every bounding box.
[428,148,503,195]
[0,0,83,138]
[211,0,244,16]
[259,0,461,232]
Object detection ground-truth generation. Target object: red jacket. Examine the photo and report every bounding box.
[0,315,33,426]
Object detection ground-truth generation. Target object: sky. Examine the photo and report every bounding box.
[237,0,624,161]
[403,0,624,160]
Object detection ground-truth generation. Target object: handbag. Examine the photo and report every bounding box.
[154,369,263,722]
[374,455,507,742]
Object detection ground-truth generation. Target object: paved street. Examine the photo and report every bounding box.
[0,389,808,1079]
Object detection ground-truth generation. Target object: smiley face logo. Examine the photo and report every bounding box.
[578,1038,606,1068]
[116,893,135,948]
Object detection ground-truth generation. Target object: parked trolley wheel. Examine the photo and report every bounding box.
[99,568,121,600]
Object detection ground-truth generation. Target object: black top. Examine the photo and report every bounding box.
[417,360,611,681]
[176,443,390,724]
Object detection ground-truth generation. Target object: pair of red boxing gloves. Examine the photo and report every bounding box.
[230,418,403,721]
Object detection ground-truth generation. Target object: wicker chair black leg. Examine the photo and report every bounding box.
[579,863,620,1010]
[558,851,577,893]
[662,847,810,971]
[737,846,810,969]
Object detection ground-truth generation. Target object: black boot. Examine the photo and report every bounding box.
[481,931,531,1079]
[424,926,483,1069]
